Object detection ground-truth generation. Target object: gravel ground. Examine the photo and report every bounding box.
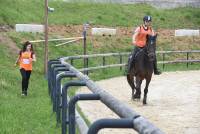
[77,70,200,134]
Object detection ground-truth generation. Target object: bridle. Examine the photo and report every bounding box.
[146,35,156,61]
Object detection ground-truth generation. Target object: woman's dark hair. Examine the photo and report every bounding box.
[22,41,34,52]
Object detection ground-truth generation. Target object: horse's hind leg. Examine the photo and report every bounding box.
[143,77,151,104]
[134,77,142,99]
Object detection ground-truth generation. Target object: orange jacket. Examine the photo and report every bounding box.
[19,51,33,71]
[135,26,153,47]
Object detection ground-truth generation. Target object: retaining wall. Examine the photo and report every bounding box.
[64,0,200,9]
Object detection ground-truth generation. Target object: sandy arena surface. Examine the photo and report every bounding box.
[77,71,200,134]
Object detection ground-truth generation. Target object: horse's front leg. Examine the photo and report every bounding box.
[143,76,151,104]
[134,77,142,99]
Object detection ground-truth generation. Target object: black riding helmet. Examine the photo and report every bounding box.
[143,15,152,22]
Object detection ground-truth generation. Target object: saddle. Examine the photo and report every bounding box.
[125,47,146,75]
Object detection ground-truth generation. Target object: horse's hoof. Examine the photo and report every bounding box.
[132,97,140,101]
[143,100,147,105]
[136,98,140,101]
[131,96,137,100]
[133,94,141,99]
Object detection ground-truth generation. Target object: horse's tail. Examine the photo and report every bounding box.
[126,50,136,89]
[127,73,135,91]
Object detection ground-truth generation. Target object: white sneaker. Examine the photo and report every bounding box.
[21,93,25,96]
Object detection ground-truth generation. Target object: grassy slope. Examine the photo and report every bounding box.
[0,1,200,134]
[0,0,200,28]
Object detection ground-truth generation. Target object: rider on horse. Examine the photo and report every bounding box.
[132,15,161,75]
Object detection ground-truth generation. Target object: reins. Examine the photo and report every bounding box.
[134,46,148,58]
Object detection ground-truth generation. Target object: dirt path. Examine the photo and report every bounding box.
[0,33,19,55]
[77,70,200,134]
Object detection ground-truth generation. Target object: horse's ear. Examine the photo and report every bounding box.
[153,33,158,39]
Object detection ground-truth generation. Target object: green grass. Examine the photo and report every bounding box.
[0,0,200,28]
[0,43,60,133]
[158,63,200,72]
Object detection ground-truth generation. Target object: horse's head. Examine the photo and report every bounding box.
[146,34,157,61]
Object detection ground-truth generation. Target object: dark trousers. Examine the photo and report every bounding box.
[20,68,31,94]
[126,47,142,73]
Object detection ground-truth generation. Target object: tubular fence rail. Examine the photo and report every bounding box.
[67,50,200,73]
[48,58,164,134]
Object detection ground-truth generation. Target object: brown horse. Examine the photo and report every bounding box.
[127,34,157,104]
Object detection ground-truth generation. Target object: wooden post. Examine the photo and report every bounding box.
[103,56,106,66]
[83,23,89,75]
[83,26,87,74]
[162,53,165,70]
[44,0,48,77]
[186,52,189,68]
[120,55,122,70]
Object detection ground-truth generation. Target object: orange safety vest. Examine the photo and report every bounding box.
[135,26,153,47]
[19,51,33,71]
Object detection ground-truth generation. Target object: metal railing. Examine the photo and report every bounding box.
[48,59,164,134]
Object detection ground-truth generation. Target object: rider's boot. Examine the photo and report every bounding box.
[154,58,161,75]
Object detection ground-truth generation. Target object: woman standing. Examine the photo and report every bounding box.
[15,41,36,96]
